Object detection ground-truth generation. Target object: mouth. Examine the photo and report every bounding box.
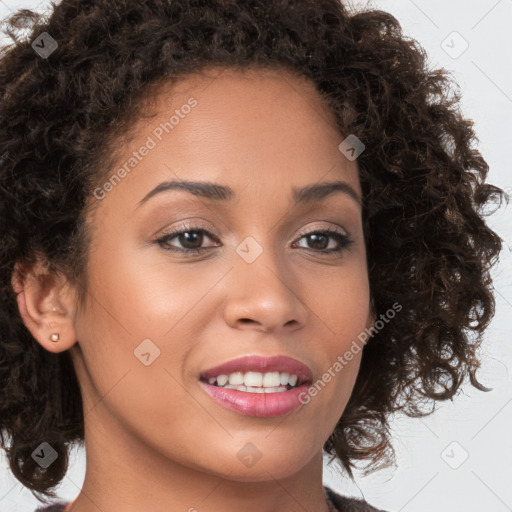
[199,371,309,393]
[198,354,313,392]
[198,376,312,418]
[197,355,314,416]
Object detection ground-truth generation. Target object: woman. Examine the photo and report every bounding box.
[0,1,506,511]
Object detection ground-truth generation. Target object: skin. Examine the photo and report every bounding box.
[12,66,375,512]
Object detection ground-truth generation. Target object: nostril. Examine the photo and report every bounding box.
[238,318,258,326]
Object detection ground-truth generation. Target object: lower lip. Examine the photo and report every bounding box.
[198,380,310,417]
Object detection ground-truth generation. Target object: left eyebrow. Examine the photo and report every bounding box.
[293,180,361,206]
[136,179,362,209]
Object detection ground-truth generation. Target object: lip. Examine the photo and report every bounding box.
[198,380,312,417]
[198,355,314,418]
[199,355,313,384]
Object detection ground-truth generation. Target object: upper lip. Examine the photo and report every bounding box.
[200,355,313,384]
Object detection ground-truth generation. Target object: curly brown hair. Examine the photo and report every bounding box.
[0,0,507,504]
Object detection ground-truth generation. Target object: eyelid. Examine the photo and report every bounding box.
[158,220,349,243]
[155,220,354,257]
[156,218,218,237]
[294,222,349,238]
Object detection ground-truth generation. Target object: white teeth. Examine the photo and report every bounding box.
[228,372,244,386]
[209,371,301,389]
[217,374,229,386]
[263,371,281,387]
[223,384,289,393]
[263,386,288,393]
[244,371,263,387]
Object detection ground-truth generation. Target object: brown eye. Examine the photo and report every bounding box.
[156,224,220,254]
[293,229,354,255]
[155,225,353,257]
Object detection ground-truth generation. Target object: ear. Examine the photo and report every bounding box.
[11,258,79,353]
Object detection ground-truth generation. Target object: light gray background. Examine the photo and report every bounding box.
[0,1,510,511]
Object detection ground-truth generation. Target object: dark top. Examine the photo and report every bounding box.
[325,486,388,511]
[34,486,388,511]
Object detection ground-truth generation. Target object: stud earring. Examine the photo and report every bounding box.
[50,333,60,342]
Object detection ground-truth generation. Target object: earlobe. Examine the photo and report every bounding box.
[11,260,78,353]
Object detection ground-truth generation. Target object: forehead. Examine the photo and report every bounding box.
[134,65,344,152]
[150,65,335,117]
[86,65,361,222]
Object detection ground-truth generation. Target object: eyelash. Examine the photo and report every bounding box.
[155,222,354,256]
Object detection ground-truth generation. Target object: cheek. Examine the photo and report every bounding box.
[72,236,220,411]
[83,232,202,337]
[300,258,370,410]
[305,256,371,341]
[71,249,204,443]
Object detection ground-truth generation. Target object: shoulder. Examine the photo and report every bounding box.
[324,486,389,512]
[34,503,69,512]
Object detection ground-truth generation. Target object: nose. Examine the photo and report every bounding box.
[221,241,308,334]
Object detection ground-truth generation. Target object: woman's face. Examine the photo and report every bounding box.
[67,66,374,481]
